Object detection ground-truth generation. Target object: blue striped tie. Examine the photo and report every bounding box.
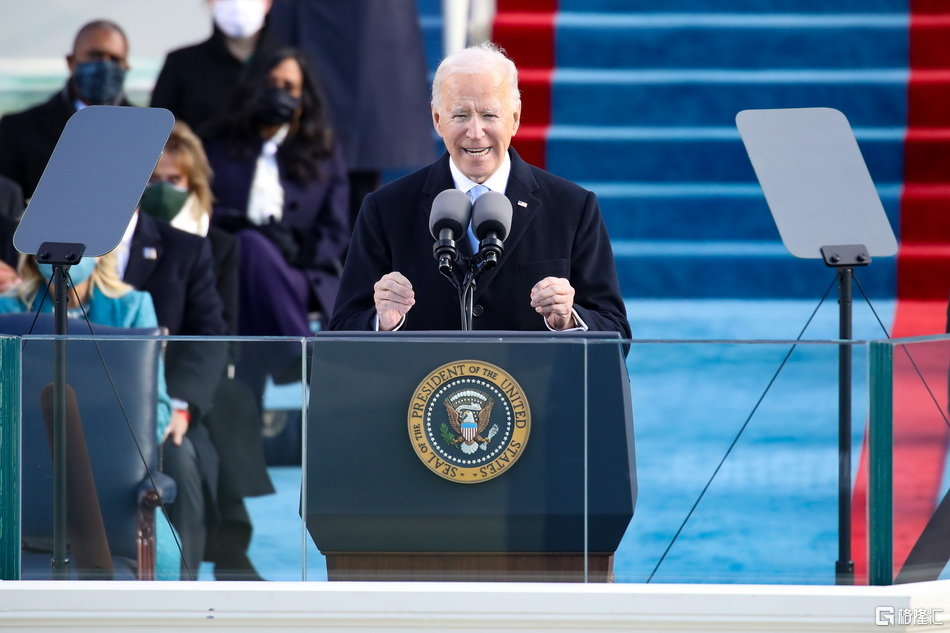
[465,185,489,253]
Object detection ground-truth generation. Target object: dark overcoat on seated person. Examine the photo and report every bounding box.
[204,137,350,319]
[124,212,228,415]
[125,213,270,492]
[329,149,630,337]
[0,89,134,200]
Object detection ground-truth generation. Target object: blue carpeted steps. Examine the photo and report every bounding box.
[555,14,908,71]
[547,128,904,183]
[546,3,908,299]
[553,70,908,127]
[559,0,907,13]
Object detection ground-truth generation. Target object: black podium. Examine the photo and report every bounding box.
[306,332,636,581]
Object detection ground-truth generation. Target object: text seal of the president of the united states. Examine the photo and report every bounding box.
[408,360,530,484]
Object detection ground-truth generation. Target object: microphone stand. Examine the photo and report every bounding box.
[435,246,499,331]
[460,247,500,331]
[433,232,470,330]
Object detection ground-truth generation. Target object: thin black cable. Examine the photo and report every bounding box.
[62,277,191,578]
[459,264,476,331]
[646,277,837,583]
[465,276,476,331]
[26,273,56,335]
[438,259,466,330]
[853,273,950,429]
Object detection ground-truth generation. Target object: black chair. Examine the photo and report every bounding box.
[0,313,176,580]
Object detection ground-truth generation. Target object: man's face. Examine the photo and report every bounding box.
[67,27,129,74]
[432,71,521,184]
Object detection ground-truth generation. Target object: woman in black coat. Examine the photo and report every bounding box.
[202,47,350,339]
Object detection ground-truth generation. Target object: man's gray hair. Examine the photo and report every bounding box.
[431,42,520,109]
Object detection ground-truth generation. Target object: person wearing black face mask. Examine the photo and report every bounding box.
[73,58,127,106]
[0,20,133,200]
[202,48,349,344]
[254,86,300,128]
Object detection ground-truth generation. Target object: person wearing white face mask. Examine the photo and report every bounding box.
[151,0,278,133]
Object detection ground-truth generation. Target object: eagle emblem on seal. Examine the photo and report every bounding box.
[444,389,499,455]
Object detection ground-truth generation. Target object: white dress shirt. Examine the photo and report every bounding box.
[247,124,290,226]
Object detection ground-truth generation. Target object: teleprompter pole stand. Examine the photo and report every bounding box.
[737,107,898,585]
[9,104,175,579]
[820,244,870,586]
[36,240,86,579]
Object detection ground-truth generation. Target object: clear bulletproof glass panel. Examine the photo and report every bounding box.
[4,333,307,581]
[619,338,870,584]
[0,332,892,584]
[868,335,950,586]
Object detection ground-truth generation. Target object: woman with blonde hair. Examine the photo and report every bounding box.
[0,251,159,328]
[140,120,239,334]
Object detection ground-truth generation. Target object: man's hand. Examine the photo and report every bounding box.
[530,276,577,330]
[163,409,190,446]
[0,260,20,293]
[374,271,415,331]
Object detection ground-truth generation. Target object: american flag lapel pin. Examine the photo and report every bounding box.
[143,247,158,260]
[517,200,528,208]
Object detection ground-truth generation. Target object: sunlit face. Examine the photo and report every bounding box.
[67,27,129,72]
[268,57,304,100]
[151,153,190,190]
[432,71,521,184]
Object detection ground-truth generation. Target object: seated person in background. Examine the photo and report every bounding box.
[329,43,629,336]
[150,0,279,132]
[0,252,181,578]
[142,122,239,335]
[0,252,161,331]
[203,46,350,339]
[117,199,229,580]
[0,20,132,200]
[141,121,274,580]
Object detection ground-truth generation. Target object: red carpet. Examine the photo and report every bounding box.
[492,1,556,169]
[851,0,950,584]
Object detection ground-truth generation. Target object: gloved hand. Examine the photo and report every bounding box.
[256,217,300,264]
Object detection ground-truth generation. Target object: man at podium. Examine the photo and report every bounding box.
[329,43,629,337]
